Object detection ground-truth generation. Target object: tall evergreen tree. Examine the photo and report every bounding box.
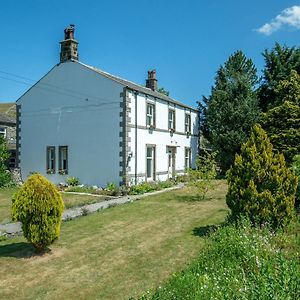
[260,70,300,164]
[258,43,300,112]
[204,51,259,171]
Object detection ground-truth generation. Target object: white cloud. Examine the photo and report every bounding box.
[257,5,300,35]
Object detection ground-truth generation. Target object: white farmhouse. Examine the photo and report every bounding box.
[17,26,199,186]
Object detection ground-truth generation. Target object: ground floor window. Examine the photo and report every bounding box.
[0,127,6,138]
[146,145,155,180]
[46,146,56,173]
[185,147,191,170]
[59,146,68,174]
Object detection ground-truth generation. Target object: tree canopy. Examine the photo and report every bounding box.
[203,51,259,171]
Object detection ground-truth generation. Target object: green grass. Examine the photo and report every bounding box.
[140,217,300,300]
[0,187,109,224]
[0,181,228,300]
[0,102,16,118]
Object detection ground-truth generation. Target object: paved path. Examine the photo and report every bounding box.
[0,183,184,236]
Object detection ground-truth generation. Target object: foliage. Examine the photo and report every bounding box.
[226,124,297,228]
[203,51,259,171]
[260,70,300,164]
[106,182,117,192]
[292,154,300,207]
[258,43,300,111]
[157,87,170,96]
[188,151,217,199]
[0,135,11,187]
[128,180,175,195]
[140,217,300,300]
[65,176,80,186]
[12,173,64,252]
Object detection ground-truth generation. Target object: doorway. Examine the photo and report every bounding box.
[167,146,176,179]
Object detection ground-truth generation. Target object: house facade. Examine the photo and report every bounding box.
[17,26,199,186]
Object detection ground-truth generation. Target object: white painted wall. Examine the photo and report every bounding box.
[18,61,123,187]
[127,90,199,184]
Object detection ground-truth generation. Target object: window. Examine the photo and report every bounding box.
[59,146,68,174]
[46,146,56,174]
[0,127,6,138]
[185,147,191,170]
[185,113,191,133]
[146,146,155,180]
[168,109,175,131]
[146,103,155,127]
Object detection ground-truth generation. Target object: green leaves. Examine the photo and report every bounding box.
[12,173,64,252]
[226,124,298,228]
[205,51,259,171]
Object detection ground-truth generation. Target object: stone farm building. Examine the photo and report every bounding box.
[17,26,199,186]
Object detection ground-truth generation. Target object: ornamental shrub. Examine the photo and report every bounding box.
[12,173,64,252]
[226,124,297,228]
[292,154,300,207]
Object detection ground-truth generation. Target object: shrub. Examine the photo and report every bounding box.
[129,182,157,195]
[0,135,11,187]
[292,154,300,207]
[65,176,80,186]
[188,151,217,199]
[226,124,298,228]
[12,173,64,252]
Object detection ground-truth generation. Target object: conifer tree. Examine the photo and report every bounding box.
[203,51,259,171]
[226,124,297,228]
[260,70,300,164]
[12,174,64,252]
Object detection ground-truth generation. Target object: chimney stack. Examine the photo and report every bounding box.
[60,24,79,63]
[146,70,158,91]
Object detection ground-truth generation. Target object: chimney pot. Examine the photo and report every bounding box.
[146,69,158,91]
[60,25,79,63]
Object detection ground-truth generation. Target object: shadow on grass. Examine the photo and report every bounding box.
[0,242,50,258]
[175,194,212,202]
[192,224,219,237]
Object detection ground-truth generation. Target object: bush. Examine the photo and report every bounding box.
[65,176,80,186]
[226,124,298,228]
[0,135,11,187]
[12,173,64,252]
[292,154,300,207]
[188,151,217,199]
[140,218,299,300]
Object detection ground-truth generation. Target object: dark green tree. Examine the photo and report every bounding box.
[226,124,297,228]
[258,43,300,112]
[204,51,259,171]
[0,135,11,186]
[157,87,170,97]
[260,70,300,164]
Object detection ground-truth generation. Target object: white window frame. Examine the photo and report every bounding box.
[46,146,56,174]
[185,147,191,170]
[146,103,155,127]
[168,109,175,131]
[59,146,68,174]
[0,127,7,138]
[146,145,155,180]
[185,113,191,133]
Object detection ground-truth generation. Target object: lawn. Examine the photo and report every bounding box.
[0,181,228,300]
[0,187,109,224]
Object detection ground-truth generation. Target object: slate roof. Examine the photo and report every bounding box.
[78,61,198,112]
[0,112,16,126]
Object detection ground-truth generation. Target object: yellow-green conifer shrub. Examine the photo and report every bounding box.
[226,124,298,228]
[12,173,64,252]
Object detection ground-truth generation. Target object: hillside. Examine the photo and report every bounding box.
[0,102,16,119]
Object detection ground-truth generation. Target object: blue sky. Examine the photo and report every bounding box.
[0,0,299,108]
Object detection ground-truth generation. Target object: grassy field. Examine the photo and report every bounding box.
[0,102,16,118]
[0,181,228,300]
[0,187,109,224]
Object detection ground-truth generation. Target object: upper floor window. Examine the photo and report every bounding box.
[146,103,155,127]
[0,127,6,138]
[168,109,175,131]
[185,113,191,133]
[59,146,68,174]
[46,146,56,174]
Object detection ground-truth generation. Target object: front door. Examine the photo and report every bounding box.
[167,147,176,179]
